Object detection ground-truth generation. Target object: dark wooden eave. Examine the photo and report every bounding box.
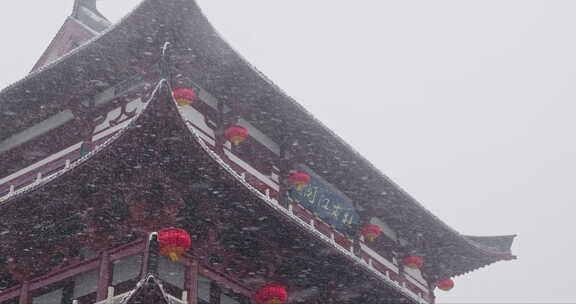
[0,0,515,278]
[0,0,166,141]
[0,82,426,303]
[30,0,111,72]
[72,0,111,33]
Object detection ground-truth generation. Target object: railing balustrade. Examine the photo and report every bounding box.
[182,104,432,303]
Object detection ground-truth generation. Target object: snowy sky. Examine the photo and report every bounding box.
[1,1,575,303]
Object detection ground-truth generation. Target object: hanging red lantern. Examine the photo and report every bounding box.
[361,225,381,242]
[255,284,288,304]
[437,278,454,291]
[225,125,249,146]
[287,172,311,190]
[158,227,191,261]
[403,255,424,269]
[172,88,197,106]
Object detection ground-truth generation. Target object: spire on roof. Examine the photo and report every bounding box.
[30,0,111,72]
[72,0,111,33]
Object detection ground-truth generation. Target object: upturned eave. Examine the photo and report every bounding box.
[0,0,515,277]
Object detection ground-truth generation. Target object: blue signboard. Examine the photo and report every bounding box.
[288,171,360,235]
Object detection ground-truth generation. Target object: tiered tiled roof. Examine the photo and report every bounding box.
[0,0,515,292]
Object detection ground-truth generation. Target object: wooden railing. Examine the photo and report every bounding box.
[183,110,433,304]
[0,110,135,202]
[0,91,433,304]
[0,71,154,201]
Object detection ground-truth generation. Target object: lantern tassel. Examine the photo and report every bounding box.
[169,251,179,261]
[295,182,306,191]
[231,136,244,146]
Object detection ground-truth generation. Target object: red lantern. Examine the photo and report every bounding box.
[225,125,249,146]
[287,172,311,190]
[403,255,424,269]
[158,227,191,261]
[437,278,454,291]
[173,88,197,106]
[361,225,381,242]
[255,284,288,304]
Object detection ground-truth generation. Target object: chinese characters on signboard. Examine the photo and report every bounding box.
[288,172,359,235]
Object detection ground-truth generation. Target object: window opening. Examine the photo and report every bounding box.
[197,275,211,304]
[158,255,186,299]
[29,268,100,304]
[112,254,143,295]
[31,282,70,304]
[72,270,99,304]
[197,274,250,304]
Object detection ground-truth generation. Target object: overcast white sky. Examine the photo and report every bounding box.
[1,1,575,303]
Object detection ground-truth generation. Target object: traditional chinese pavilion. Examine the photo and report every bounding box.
[0,1,516,303]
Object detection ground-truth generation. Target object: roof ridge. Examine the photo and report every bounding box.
[0,0,146,99]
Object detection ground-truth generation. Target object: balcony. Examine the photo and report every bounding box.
[182,105,433,304]
[0,86,433,304]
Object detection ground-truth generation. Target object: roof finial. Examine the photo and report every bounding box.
[72,0,111,33]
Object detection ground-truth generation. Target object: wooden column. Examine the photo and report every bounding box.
[71,95,106,157]
[186,260,199,304]
[96,251,111,301]
[18,280,30,304]
[278,144,289,208]
[214,101,225,156]
[395,230,405,280]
